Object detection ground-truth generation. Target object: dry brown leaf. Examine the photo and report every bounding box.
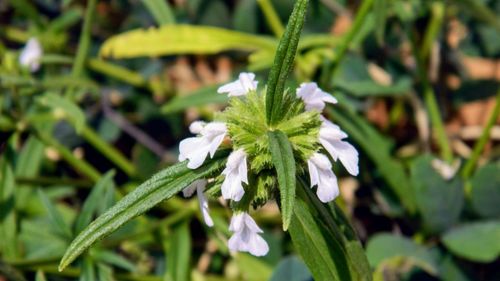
[331,13,352,35]
[461,56,500,81]
[367,63,392,86]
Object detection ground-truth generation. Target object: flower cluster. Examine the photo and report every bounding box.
[178,73,359,257]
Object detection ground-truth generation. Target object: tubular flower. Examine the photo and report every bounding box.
[179,122,227,169]
[183,179,214,227]
[19,38,43,72]
[177,73,359,256]
[296,82,337,111]
[319,119,359,176]
[217,72,258,97]
[228,212,269,256]
[221,149,248,202]
[307,153,339,203]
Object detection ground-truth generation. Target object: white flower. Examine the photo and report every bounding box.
[307,153,340,203]
[319,119,359,176]
[296,82,337,111]
[183,179,214,227]
[19,38,43,72]
[217,72,258,97]
[221,149,248,201]
[431,158,461,180]
[179,122,227,169]
[189,121,206,134]
[228,212,269,256]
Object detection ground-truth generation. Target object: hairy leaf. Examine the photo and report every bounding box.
[268,130,296,230]
[59,155,228,271]
[265,0,309,125]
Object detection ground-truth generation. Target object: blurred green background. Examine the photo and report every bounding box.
[0,0,499,280]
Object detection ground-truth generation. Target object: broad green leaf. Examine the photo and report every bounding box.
[411,155,464,234]
[327,107,416,214]
[161,85,228,114]
[37,92,86,133]
[288,197,350,281]
[268,130,296,230]
[0,157,19,259]
[75,171,116,234]
[470,162,500,218]
[442,221,500,263]
[59,154,228,271]
[38,189,73,240]
[141,0,175,26]
[269,256,311,281]
[166,221,191,281]
[265,0,309,125]
[366,233,439,275]
[100,25,276,59]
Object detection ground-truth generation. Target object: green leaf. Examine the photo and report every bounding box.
[374,0,387,45]
[411,155,464,234]
[470,162,500,218]
[35,271,48,281]
[161,85,228,114]
[366,233,439,275]
[269,256,311,281]
[234,254,273,281]
[100,25,276,59]
[442,221,500,263]
[288,197,350,281]
[0,157,19,259]
[37,92,86,133]
[141,0,175,25]
[265,0,309,125]
[75,171,116,234]
[38,189,73,240]
[268,130,296,230]
[296,179,372,281]
[59,154,228,271]
[92,250,136,272]
[327,107,416,214]
[166,222,191,281]
[80,256,97,281]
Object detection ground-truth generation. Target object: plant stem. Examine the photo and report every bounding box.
[87,58,148,89]
[462,90,500,179]
[257,0,285,37]
[33,127,101,182]
[71,0,97,78]
[80,125,137,177]
[411,1,453,163]
[329,0,374,79]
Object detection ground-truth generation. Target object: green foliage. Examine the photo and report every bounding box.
[265,0,308,125]
[470,162,500,218]
[366,233,439,275]
[268,130,296,230]
[411,155,464,234]
[2,0,500,280]
[442,221,500,263]
[59,155,227,271]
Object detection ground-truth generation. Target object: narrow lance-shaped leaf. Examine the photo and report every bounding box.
[268,130,296,230]
[265,0,309,125]
[59,154,228,271]
[74,170,116,234]
[38,189,73,240]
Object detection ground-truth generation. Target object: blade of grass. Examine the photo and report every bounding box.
[257,0,285,37]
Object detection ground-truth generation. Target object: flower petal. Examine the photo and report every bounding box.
[196,183,214,227]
